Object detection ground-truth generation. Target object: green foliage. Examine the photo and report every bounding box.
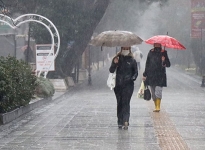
[35,77,55,98]
[0,56,37,113]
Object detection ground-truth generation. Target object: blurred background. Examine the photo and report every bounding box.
[0,0,204,81]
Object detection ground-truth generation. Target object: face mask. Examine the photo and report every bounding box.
[121,50,130,56]
[154,47,161,52]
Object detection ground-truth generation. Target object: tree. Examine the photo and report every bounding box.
[3,0,110,78]
[2,0,39,18]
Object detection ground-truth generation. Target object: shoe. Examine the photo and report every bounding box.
[118,125,122,129]
[123,122,128,130]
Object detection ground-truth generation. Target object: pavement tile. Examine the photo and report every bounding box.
[0,65,205,149]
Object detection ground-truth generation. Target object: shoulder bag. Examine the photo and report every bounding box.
[107,70,116,90]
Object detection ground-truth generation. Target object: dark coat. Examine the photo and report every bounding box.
[143,49,171,87]
[109,54,138,124]
[109,54,138,87]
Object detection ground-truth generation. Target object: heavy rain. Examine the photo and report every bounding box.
[0,0,204,149]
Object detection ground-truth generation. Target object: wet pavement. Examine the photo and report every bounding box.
[0,61,205,150]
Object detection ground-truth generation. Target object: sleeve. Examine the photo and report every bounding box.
[109,58,118,73]
[163,51,171,67]
[131,59,138,81]
[143,52,150,77]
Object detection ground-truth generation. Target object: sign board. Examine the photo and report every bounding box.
[36,44,55,71]
[191,0,205,38]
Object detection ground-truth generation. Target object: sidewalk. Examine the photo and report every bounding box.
[0,63,205,150]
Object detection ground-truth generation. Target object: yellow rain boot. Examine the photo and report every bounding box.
[153,98,161,112]
[153,100,157,112]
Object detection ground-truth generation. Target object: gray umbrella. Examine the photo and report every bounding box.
[89,30,143,47]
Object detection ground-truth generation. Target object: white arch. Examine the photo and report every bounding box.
[16,19,55,78]
[0,14,60,78]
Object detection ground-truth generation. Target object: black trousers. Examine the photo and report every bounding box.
[114,83,134,125]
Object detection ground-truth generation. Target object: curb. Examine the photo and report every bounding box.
[0,96,52,125]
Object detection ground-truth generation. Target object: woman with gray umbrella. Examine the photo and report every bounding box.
[109,46,138,130]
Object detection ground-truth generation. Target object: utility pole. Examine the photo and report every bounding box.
[201,28,205,87]
[88,45,92,85]
[13,33,16,58]
[26,23,31,63]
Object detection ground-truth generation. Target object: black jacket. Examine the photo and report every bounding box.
[143,49,171,87]
[109,55,138,87]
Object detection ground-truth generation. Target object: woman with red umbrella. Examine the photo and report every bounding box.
[142,43,171,112]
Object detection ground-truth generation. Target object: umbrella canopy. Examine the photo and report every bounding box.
[89,30,143,47]
[145,35,186,50]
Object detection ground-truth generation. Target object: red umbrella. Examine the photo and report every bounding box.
[145,35,186,50]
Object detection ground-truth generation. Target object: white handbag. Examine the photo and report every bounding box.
[107,71,116,90]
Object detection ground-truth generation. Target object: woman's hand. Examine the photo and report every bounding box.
[142,76,146,81]
[162,56,166,67]
[113,57,119,64]
[162,56,165,61]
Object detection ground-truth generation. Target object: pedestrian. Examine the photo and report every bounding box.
[142,43,171,112]
[133,46,143,71]
[23,45,34,63]
[109,46,138,130]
